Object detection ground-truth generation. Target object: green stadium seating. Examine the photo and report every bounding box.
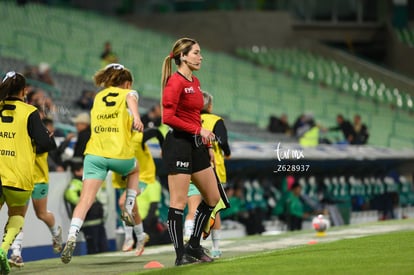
[237,46,414,113]
[395,28,414,47]
[388,136,414,150]
[0,2,412,148]
[235,46,414,149]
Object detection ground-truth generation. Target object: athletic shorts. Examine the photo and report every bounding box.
[32,183,49,200]
[83,154,136,180]
[162,130,211,175]
[0,186,32,207]
[187,182,201,197]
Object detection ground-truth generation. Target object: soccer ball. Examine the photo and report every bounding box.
[312,214,330,233]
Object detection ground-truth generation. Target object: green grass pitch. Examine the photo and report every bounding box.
[11,219,414,275]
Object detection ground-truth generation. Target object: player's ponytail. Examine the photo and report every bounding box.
[94,63,133,88]
[0,71,26,101]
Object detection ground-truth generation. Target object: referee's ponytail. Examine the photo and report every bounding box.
[161,37,197,95]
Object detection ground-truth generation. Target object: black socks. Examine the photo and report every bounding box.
[167,201,215,259]
[188,201,214,248]
[167,207,184,259]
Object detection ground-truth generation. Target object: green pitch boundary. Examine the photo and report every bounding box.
[11,219,414,275]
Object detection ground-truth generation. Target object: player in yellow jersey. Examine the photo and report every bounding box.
[9,152,63,268]
[61,64,144,264]
[184,91,231,258]
[112,128,164,256]
[0,72,56,274]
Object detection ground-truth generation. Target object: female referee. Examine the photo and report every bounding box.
[161,37,220,266]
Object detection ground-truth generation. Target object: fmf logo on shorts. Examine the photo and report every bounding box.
[176,161,189,168]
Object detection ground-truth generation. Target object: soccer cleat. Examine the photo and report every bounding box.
[122,238,135,252]
[184,243,213,263]
[135,233,149,256]
[0,248,11,274]
[52,226,63,254]
[175,254,200,266]
[211,250,222,258]
[61,237,76,264]
[8,254,24,268]
[121,211,136,226]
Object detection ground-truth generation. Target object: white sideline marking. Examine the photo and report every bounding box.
[97,223,414,257]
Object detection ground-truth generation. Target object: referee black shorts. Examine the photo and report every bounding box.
[162,130,211,175]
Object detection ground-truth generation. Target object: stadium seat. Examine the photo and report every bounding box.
[362,177,374,202]
[0,2,413,149]
[398,176,414,207]
[234,46,414,149]
[252,180,267,210]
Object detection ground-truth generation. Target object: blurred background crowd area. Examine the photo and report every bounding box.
[1,0,414,233]
[2,0,413,149]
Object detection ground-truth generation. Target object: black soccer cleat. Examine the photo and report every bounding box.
[184,243,214,263]
[175,254,200,266]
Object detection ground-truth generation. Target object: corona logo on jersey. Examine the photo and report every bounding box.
[312,214,330,235]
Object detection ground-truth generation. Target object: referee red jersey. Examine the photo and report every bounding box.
[162,72,204,135]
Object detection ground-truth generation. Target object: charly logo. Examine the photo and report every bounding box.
[274,142,309,173]
[97,111,119,120]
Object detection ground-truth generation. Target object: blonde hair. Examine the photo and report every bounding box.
[93,63,133,88]
[160,37,198,94]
